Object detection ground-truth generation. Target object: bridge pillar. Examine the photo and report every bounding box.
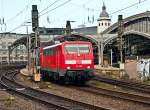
[96,33,104,66]
[8,47,11,65]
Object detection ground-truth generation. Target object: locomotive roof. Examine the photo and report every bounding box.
[43,41,91,50]
[43,43,62,50]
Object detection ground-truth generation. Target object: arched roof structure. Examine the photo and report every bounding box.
[8,36,28,52]
[102,11,150,35]
[9,11,150,50]
[104,30,150,47]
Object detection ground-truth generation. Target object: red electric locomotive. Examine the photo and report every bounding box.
[40,41,94,83]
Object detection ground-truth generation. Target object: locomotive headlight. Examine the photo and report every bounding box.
[67,66,70,69]
[81,60,91,64]
[87,66,90,69]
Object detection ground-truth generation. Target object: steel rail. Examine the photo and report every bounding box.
[77,85,150,106]
[0,70,110,110]
[94,75,150,94]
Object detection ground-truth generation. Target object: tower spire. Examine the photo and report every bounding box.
[102,1,106,11]
[97,2,111,34]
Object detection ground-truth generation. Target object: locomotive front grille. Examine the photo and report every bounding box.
[65,69,94,80]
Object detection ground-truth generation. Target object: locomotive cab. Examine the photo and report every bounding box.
[61,42,94,81]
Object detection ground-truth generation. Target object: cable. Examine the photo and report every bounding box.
[81,0,149,26]
[9,19,30,33]
[8,0,71,33]
[9,0,149,33]
[40,0,62,14]
[6,0,33,23]
[110,0,148,15]
[9,23,24,33]
[9,24,23,33]
[40,0,72,17]
[70,2,99,12]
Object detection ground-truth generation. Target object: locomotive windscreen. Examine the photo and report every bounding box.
[65,44,90,54]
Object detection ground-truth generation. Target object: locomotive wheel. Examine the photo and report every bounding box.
[53,73,60,83]
[64,75,70,84]
[48,72,53,81]
[41,71,47,80]
[77,76,86,85]
[79,80,86,86]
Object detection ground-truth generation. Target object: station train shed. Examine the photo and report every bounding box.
[9,11,150,65]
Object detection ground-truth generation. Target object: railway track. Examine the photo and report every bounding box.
[0,64,26,90]
[0,70,110,110]
[94,75,150,94]
[0,62,26,69]
[74,85,150,106]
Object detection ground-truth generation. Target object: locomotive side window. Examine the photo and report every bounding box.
[44,48,56,56]
[43,50,46,55]
[65,44,90,54]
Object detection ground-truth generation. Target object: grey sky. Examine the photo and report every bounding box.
[0,0,149,34]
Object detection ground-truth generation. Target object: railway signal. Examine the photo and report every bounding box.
[65,20,75,41]
[65,20,71,36]
[30,33,36,50]
[32,5,39,32]
[118,15,125,72]
[31,5,40,81]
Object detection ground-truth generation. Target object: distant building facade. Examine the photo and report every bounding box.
[97,2,111,34]
[0,33,27,63]
[0,32,53,63]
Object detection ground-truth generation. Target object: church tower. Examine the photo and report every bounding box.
[97,2,111,34]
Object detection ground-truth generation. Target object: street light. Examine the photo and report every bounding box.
[22,21,31,73]
[100,33,104,66]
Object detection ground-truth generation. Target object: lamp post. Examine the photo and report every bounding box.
[110,49,113,66]
[118,15,124,64]
[23,21,31,73]
[100,33,104,66]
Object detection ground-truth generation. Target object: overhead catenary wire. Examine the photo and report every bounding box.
[82,0,149,25]
[70,2,99,12]
[40,0,72,17]
[9,0,72,32]
[9,19,31,33]
[8,0,149,33]
[6,0,33,23]
[40,0,62,14]
[110,0,148,15]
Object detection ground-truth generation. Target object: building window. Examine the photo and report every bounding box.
[102,23,103,26]
[1,50,7,54]
[99,23,100,26]
[108,23,110,26]
[20,56,24,60]
[20,45,24,49]
[2,51,7,54]
[2,57,7,61]
[20,50,24,54]
[105,23,107,26]
[8,42,12,46]
[2,42,6,49]
[10,57,13,60]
